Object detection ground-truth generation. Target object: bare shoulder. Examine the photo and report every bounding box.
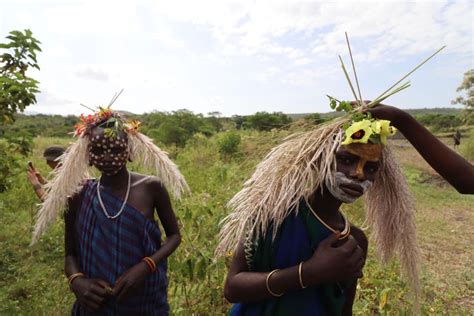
[350,224,368,253]
[131,173,168,195]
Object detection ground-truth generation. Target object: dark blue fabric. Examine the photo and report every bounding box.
[230,202,347,316]
[72,180,168,316]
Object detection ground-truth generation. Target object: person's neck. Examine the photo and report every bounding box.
[308,186,343,220]
[99,167,129,188]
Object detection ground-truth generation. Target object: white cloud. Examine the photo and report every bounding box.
[75,66,110,82]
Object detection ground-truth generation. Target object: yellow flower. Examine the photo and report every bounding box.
[341,119,373,145]
[125,120,142,135]
[371,120,397,144]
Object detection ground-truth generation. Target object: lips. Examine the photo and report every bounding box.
[340,183,364,196]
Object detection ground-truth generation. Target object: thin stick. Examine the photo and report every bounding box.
[326,94,342,103]
[108,89,124,108]
[368,82,411,107]
[339,55,359,103]
[371,46,446,105]
[345,32,363,106]
[80,103,96,112]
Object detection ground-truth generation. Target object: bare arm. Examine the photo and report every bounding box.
[149,179,181,264]
[224,233,365,303]
[368,105,474,194]
[27,167,46,201]
[112,179,181,302]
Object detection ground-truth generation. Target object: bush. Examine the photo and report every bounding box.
[218,132,241,158]
[460,129,474,161]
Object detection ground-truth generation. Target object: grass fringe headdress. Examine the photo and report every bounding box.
[31,91,190,244]
[216,34,445,305]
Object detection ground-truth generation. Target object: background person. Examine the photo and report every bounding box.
[27,145,65,201]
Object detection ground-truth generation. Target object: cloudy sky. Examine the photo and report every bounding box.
[1,0,472,116]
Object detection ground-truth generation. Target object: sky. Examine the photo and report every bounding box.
[1,0,472,116]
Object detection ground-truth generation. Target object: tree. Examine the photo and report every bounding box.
[243,112,292,131]
[452,69,473,124]
[304,113,326,125]
[0,29,41,191]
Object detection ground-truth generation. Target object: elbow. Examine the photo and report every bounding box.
[223,278,239,303]
[175,233,182,247]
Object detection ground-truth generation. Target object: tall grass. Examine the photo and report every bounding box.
[0,134,473,315]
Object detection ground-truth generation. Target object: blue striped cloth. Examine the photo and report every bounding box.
[72,179,169,316]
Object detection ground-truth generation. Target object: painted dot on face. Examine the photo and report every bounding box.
[112,162,116,165]
[99,162,103,166]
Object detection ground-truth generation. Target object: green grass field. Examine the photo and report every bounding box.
[0,133,473,315]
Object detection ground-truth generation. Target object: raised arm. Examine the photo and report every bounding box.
[368,105,474,194]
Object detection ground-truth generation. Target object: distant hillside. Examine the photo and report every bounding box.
[287,107,462,120]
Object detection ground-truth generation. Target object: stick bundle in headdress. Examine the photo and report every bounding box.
[31,94,189,244]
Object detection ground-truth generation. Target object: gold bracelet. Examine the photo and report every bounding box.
[266,269,283,297]
[298,262,307,289]
[68,272,84,286]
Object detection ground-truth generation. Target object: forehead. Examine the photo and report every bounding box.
[338,143,383,161]
[89,128,127,145]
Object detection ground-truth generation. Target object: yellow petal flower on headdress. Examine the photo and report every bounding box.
[372,119,397,144]
[124,120,142,135]
[341,119,373,145]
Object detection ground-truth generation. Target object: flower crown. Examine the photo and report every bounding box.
[327,97,396,145]
[73,106,141,138]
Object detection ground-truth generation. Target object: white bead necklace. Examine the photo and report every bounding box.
[97,171,131,219]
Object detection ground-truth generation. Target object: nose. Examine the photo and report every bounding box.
[103,151,113,161]
[349,162,365,181]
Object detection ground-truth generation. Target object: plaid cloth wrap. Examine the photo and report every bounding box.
[72,179,169,316]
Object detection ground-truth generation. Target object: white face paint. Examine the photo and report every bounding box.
[325,171,373,204]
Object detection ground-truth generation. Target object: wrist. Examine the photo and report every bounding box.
[68,272,85,291]
[141,257,156,273]
[32,183,42,190]
[392,109,411,130]
[302,261,322,286]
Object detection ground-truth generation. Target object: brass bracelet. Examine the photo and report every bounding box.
[142,257,157,273]
[68,272,84,286]
[266,269,283,297]
[298,262,307,289]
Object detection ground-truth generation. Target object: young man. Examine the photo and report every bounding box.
[32,108,189,315]
[217,116,418,315]
[27,145,65,201]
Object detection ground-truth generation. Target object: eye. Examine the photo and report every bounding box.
[336,154,355,165]
[364,162,380,174]
[90,147,104,155]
